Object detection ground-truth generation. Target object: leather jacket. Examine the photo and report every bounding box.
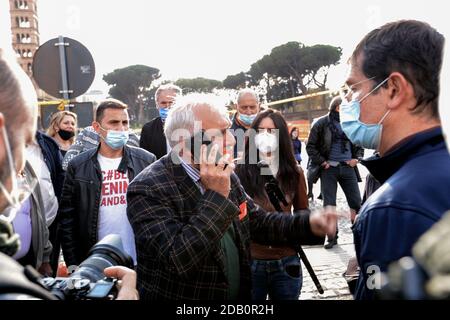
[59,145,155,267]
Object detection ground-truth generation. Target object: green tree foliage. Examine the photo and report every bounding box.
[103,65,161,124]
[175,77,222,93]
[222,72,249,89]
[303,44,342,90]
[224,41,342,103]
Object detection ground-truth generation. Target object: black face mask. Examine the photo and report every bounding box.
[58,129,75,141]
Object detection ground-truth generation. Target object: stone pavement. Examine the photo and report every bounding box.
[299,212,355,300]
[299,196,356,300]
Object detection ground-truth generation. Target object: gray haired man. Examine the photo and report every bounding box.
[139,83,182,159]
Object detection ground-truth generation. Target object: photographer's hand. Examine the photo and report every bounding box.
[104,266,139,300]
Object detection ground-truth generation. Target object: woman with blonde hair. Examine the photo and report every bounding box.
[46,110,77,156]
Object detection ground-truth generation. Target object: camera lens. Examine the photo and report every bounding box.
[70,234,133,283]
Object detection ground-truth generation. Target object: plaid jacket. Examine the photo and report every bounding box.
[127,152,323,300]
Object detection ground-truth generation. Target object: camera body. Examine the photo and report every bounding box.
[377,256,429,300]
[41,275,117,300]
[41,234,133,300]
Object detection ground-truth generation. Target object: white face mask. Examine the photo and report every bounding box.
[255,131,279,154]
[0,126,36,222]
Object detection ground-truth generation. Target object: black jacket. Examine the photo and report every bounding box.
[59,145,156,267]
[306,114,364,181]
[35,131,65,201]
[306,114,364,165]
[140,117,167,159]
[230,115,248,158]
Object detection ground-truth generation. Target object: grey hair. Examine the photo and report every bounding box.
[164,93,229,148]
[236,88,259,104]
[154,83,182,102]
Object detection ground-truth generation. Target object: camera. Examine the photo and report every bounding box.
[378,211,450,300]
[377,256,429,300]
[40,234,133,300]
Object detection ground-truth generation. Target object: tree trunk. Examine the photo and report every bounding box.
[265,74,271,102]
[138,101,145,125]
[297,79,308,95]
[289,78,296,97]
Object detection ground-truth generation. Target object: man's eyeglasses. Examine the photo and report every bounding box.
[339,77,376,100]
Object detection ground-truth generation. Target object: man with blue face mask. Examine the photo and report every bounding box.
[140,84,182,159]
[231,88,261,158]
[0,49,139,300]
[344,20,450,300]
[372,39,450,300]
[59,99,156,269]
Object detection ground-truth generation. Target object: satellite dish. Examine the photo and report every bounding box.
[33,36,95,99]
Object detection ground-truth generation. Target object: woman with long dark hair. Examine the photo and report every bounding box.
[235,109,309,300]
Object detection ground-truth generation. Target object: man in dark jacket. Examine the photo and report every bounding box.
[341,20,450,299]
[306,96,364,248]
[127,94,336,300]
[59,99,156,268]
[230,88,261,158]
[139,84,181,159]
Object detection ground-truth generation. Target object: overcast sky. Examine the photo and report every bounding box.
[1,1,448,98]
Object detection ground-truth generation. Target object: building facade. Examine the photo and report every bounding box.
[9,0,39,77]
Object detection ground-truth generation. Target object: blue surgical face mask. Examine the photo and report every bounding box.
[239,113,257,126]
[100,126,129,150]
[159,107,169,121]
[340,77,390,150]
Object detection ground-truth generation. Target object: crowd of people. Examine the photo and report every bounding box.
[1,19,450,301]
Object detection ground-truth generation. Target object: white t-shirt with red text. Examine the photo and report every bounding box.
[97,153,136,265]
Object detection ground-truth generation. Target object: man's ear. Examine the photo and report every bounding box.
[92,121,101,134]
[386,72,414,110]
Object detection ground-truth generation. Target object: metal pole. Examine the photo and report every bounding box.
[55,35,71,110]
[264,179,325,294]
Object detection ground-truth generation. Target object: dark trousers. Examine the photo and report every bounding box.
[307,176,314,197]
[321,164,361,237]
